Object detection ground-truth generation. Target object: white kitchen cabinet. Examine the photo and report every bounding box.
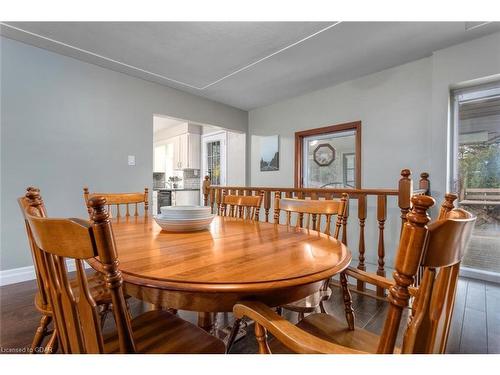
[171,135,182,169]
[172,190,200,206]
[179,133,188,169]
[171,133,200,170]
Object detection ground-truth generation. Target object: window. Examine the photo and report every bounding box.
[451,81,500,279]
[295,122,361,188]
[206,140,221,185]
[343,153,356,188]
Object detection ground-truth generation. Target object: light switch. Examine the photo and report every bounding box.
[128,155,136,166]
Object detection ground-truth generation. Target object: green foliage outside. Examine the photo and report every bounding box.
[459,142,500,189]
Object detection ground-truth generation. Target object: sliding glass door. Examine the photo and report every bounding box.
[451,82,500,281]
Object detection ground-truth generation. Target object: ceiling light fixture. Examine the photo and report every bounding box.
[0,21,341,90]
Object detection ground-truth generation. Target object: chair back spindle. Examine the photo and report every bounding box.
[274,193,348,238]
[83,187,149,218]
[221,190,264,220]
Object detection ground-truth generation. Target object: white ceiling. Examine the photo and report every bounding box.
[2,22,500,110]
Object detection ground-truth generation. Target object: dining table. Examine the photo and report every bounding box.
[87,214,351,344]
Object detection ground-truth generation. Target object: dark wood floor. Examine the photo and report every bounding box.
[1,276,498,354]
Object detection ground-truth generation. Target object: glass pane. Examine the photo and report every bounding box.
[207,141,221,185]
[456,90,500,274]
[303,130,356,188]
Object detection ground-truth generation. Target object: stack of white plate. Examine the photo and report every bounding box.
[154,206,214,232]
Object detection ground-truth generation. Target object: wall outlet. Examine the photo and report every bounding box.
[128,155,136,166]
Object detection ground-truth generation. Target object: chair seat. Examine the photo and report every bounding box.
[282,289,331,313]
[34,272,113,314]
[72,271,114,305]
[269,313,398,354]
[104,310,226,354]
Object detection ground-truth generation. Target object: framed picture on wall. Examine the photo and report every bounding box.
[259,135,279,171]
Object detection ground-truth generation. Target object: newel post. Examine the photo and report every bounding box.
[376,195,435,354]
[89,197,136,353]
[398,169,413,233]
[202,176,211,207]
[144,188,149,216]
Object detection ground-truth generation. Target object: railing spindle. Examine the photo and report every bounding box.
[342,202,348,246]
[264,191,271,222]
[376,194,387,297]
[273,191,281,224]
[216,189,223,215]
[357,194,367,291]
[209,188,216,213]
[297,191,304,227]
[310,192,319,230]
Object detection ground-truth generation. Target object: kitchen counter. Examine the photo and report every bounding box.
[153,187,200,191]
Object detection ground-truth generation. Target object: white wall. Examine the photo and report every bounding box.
[249,57,432,188]
[1,37,247,271]
[227,131,246,186]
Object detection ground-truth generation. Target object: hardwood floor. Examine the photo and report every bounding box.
[1,276,498,354]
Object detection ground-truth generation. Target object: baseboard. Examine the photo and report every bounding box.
[460,267,500,284]
[0,260,91,287]
[0,265,36,286]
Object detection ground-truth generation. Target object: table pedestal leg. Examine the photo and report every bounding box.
[197,312,216,333]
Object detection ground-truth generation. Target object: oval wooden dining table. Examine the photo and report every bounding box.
[87,215,351,333]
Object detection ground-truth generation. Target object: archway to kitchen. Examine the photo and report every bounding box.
[152,114,246,214]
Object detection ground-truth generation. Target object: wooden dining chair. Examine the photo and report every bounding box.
[273,194,349,319]
[23,195,225,354]
[83,187,149,218]
[221,191,264,220]
[341,193,461,330]
[18,187,113,353]
[233,195,476,354]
